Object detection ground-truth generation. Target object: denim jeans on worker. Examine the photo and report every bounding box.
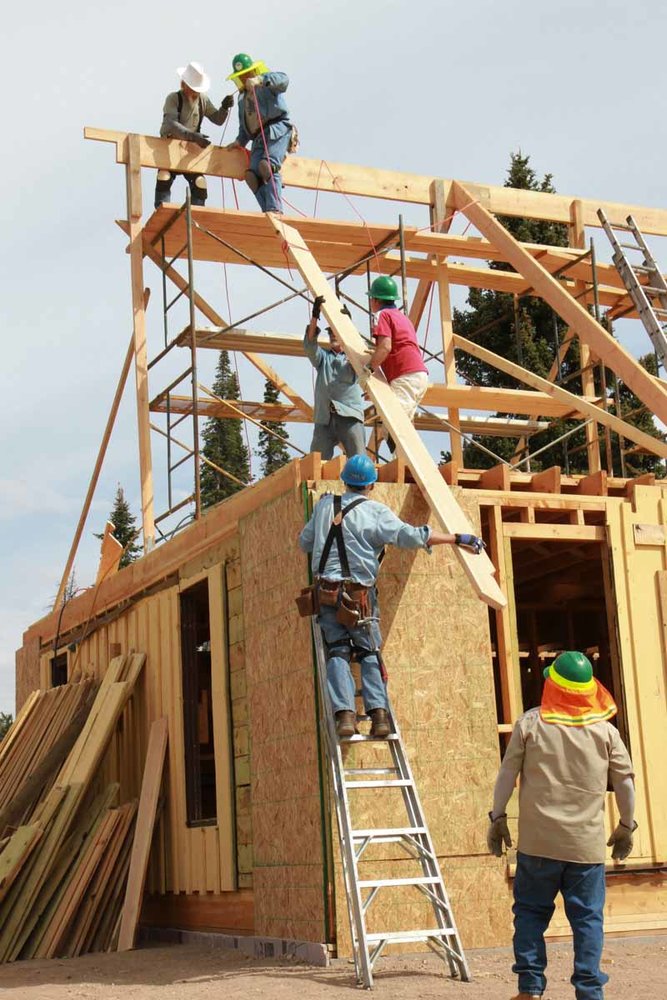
[310,414,366,460]
[249,126,292,212]
[513,851,608,1000]
[317,597,387,715]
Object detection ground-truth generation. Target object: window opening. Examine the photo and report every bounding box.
[51,651,68,687]
[180,578,217,825]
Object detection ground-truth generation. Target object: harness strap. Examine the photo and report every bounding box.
[317,495,367,578]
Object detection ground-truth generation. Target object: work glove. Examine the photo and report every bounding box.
[192,133,211,149]
[455,533,486,555]
[221,94,235,112]
[487,812,512,857]
[357,365,374,390]
[312,294,325,321]
[340,303,352,318]
[607,820,638,861]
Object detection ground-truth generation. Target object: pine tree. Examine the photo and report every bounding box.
[0,713,13,741]
[449,151,664,475]
[200,351,251,508]
[610,352,666,476]
[95,485,141,568]
[257,378,290,477]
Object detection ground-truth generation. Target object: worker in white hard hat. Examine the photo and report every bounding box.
[154,61,234,210]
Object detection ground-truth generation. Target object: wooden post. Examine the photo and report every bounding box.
[126,134,155,552]
[433,180,462,465]
[570,200,601,474]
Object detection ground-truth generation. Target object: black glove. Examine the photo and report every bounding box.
[221,95,235,112]
[341,303,352,318]
[607,820,638,861]
[312,294,325,321]
[193,133,211,149]
[455,533,486,555]
[487,813,512,857]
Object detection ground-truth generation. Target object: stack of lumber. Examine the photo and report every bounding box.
[0,653,163,961]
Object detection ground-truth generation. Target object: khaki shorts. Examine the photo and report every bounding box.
[375,371,429,442]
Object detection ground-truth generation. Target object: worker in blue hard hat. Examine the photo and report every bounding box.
[224,52,296,213]
[303,295,365,460]
[298,455,485,739]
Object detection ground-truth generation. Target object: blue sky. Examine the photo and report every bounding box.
[2,0,666,712]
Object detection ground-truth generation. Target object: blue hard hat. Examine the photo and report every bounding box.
[341,454,378,487]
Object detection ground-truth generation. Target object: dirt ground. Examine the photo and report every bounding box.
[0,937,664,1000]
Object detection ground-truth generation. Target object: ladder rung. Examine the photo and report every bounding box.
[619,242,643,251]
[352,827,427,838]
[344,768,398,776]
[641,285,667,295]
[359,876,440,888]
[345,779,412,788]
[340,733,399,742]
[366,929,458,943]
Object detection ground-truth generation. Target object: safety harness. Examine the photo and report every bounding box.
[317,494,367,579]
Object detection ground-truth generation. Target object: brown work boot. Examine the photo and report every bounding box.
[369,708,392,738]
[335,710,358,738]
[510,994,542,999]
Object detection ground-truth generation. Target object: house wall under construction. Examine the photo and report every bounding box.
[16,454,667,953]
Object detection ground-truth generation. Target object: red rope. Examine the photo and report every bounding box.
[421,282,435,353]
[319,159,382,270]
[312,159,325,217]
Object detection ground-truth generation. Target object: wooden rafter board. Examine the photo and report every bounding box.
[269,216,506,610]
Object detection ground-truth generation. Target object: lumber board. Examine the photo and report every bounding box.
[453,334,667,460]
[451,180,667,424]
[117,718,168,950]
[503,523,606,542]
[85,129,667,234]
[95,522,124,587]
[21,783,119,960]
[633,524,666,546]
[0,826,42,904]
[270,215,506,610]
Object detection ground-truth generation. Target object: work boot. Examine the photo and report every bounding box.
[335,710,357,738]
[510,994,541,999]
[369,708,392,738]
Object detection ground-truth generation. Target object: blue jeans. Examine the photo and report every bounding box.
[513,852,608,1000]
[249,126,292,212]
[317,595,387,714]
[310,414,366,460]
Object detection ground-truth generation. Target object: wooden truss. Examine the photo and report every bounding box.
[78,128,667,610]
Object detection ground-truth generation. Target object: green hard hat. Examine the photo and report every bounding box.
[368,275,399,301]
[543,650,593,686]
[231,52,254,73]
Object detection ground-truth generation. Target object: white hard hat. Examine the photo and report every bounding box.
[176,61,210,94]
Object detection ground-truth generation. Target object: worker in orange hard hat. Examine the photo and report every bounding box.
[487,651,636,1000]
[224,52,296,213]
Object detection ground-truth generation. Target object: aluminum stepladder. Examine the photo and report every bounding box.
[311,619,470,988]
[598,208,667,368]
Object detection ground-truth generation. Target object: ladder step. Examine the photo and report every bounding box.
[619,242,643,251]
[366,929,458,943]
[344,768,399,776]
[340,733,399,742]
[359,876,441,888]
[640,285,667,296]
[345,779,412,788]
[352,826,427,839]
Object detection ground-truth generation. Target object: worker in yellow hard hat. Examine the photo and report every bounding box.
[224,52,296,213]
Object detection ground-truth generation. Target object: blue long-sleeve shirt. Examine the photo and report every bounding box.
[299,492,431,587]
[303,333,364,424]
[235,72,291,147]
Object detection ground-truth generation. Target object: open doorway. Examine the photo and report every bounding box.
[509,537,628,746]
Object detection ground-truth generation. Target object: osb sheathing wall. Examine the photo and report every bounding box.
[239,486,328,943]
[308,482,512,952]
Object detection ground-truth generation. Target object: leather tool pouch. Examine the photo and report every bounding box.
[317,579,341,607]
[295,584,319,617]
[335,584,369,628]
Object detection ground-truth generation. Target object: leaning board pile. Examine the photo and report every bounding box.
[0,653,158,961]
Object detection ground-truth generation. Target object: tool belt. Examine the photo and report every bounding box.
[295,579,371,628]
[295,494,371,622]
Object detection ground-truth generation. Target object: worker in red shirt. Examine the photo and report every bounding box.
[362,276,428,453]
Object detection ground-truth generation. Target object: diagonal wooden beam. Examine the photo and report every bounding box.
[138,236,313,420]
[269,215,506,611]
[450,181,667,425]
[453,334,667,460]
